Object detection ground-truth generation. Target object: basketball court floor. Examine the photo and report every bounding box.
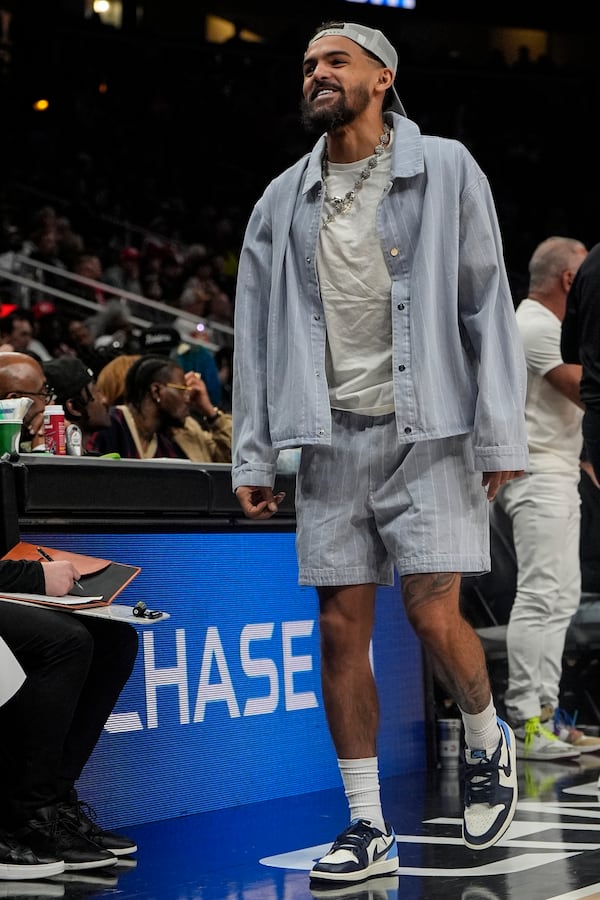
[7,752,600,900]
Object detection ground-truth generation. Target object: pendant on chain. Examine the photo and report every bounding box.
[321,124,391,228]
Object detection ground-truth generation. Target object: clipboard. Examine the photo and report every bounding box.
[0,542,141,610]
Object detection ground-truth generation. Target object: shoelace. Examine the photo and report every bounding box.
[75,799,99,826]
[330,819,380,852]
[27,815,68,838]
[553,707,578,731]
[464,752,498,803]
[524,716,557,748]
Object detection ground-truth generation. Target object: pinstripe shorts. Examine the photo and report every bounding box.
[295,409,490,586]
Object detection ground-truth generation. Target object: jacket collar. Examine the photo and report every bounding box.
[303,112,425,196]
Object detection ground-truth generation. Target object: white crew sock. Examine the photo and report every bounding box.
[460,698,500,756]
[338,757,386,833]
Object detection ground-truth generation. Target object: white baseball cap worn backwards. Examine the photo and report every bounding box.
[308,22,407,116]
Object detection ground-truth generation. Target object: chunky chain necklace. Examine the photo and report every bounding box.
[321,124,391,228]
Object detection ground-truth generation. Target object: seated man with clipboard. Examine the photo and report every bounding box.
[0,548,139,879]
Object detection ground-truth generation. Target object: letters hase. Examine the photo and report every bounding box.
[106,620,320,731]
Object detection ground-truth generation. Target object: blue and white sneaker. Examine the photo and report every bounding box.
[309,819,398,885]
[463,717,518,850]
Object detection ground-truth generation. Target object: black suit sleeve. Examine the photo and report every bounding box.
[0,560,45,593]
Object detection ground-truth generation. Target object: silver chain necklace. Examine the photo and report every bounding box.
[321,124,391,228]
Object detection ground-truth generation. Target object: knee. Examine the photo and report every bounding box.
[319,607,369,660]
[406,603,454,649]
[59,618,95,667]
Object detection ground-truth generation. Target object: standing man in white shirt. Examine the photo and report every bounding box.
[496,236,600,760]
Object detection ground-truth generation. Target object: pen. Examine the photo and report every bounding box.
[36,547,85,592]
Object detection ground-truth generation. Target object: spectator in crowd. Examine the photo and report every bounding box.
[173,342,222,410]
[232,20,528,884]
[562,242,600,484]
[102,247,143,297]
[96,353,142,406]
[54,215,85,269]
[43,356,111,451]
[137,323,223,409]
[0,308,50,361]
[69,252,107,307]
[88,354,231,461]
[178,245,234,329]
[64,315,119,376]
[0,351,51,451]
[0,556,138,874]
[138,241,184,307]
[21,227,70,310]
[495,236,599,759]
[101,246,153,322]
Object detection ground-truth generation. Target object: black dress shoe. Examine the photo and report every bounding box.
[0,828,64,880]
[14,806,117,872]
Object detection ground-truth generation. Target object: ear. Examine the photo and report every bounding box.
[65,398,83,421]
[375,66,394,102]
[561,269,574,292]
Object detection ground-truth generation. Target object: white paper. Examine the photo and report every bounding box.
[0,592,103,606]
[0,635,26,706]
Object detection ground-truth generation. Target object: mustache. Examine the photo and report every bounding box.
[310,82,340,101]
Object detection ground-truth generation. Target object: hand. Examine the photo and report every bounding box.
[235,485,286,520]
[26,410,46,449]
[184,371,215,417]
[41,560,82,596]
[482,470,524,501]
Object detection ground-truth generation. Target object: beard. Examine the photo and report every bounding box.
[300,83,371,135]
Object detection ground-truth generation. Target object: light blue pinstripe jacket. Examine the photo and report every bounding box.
[232,112,528,491]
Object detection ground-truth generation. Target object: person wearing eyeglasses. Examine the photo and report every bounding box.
[87,354,232,461]
[0,351,53,451]
[42,356,111,452]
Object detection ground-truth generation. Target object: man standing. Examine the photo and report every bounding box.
[232,20,528,884]
[496,236,600,759]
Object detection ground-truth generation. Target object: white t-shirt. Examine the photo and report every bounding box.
[516,297,583,472]
[317,138,394,415]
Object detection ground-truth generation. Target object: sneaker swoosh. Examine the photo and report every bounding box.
[498,723,513,778]
[373,837,394,861]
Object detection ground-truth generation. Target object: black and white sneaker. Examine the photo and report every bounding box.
[14,806,117,871]
[57,793,137,857]
[463,717,518,850]
[310,819,398,885]
[0,830,64,881]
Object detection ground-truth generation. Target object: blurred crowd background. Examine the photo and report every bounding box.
[0,0,598,379]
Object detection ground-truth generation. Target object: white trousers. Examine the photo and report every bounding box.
[496,471,581,724]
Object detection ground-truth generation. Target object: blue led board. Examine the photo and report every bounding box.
[22,528,426,828]
[343,0,416,8]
